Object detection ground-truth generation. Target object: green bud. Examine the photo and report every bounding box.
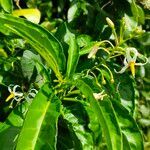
[106,17,114,29]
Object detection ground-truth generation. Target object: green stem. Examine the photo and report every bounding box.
[63,97,79,102]
[66,90,80,96]
[112,29,119,46]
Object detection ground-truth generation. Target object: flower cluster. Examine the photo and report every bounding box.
[6,84,38,108]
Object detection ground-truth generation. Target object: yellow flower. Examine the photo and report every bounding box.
[6,84,23,102]
[115,47,148,77]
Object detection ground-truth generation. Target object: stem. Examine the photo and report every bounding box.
[63,97,79,102]
[112,29,119,46]
[66,90,80,96]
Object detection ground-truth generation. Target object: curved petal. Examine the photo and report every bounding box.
[15,92,23,97]
[13,85,21,93]
[135,62,147,66]
[8,84,14,92]
[136,55,148,66]
[123,57,128,65]
[126,47,138,62]
[114,65,129,74]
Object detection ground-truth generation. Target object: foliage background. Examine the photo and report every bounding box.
[0,0,149,150]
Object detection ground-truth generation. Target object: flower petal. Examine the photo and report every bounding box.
[13,85,21,93]
[114,65,129,74]
[135,56,148,66]
[15,92,23,97]
[123,57,128,65]
[126,47,138,62]
[8,84,14,92]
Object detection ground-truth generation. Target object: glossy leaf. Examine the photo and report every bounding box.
[0,0,13,13]
[112,100,144,150]
[55,23,79,78]
[79,42,96,56]
[75,79,122,150]
[0,102,29,150]
[115,73,135,113]
[63,103,93,149]
[0,48,7,58]
[123,133,131,150]
[0,13,66,80]
[77,34,92,48]
[16,83,61,150]
[137,5,145,24]
[12,9,41,24]
[85,105,102,147]
[21,50,42,81]
[64,24,79,78]
[67,3,78,22]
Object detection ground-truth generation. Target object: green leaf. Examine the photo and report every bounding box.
[57,117,75,149]
[115,74,135,113]
[21,50,42,81]
[0,48,7,57]
[0,0,13,13]
[0,102,29,150]
[77,34,92,48]
[85,105,102,147]
[0,13,66,80]
[55,23,79,78]
[16,83,61,150]
[112,100,144,150]
[137,5,145,24]
[79,42,96,56]
[63,103,93,149]
[64,24,79,78]
[124,14,137,38]
[67,3,79,22]
[75,79,122,150]
[130,0,145,24]
[122,133,131,150]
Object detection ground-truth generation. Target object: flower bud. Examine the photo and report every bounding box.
[106,17,114,29]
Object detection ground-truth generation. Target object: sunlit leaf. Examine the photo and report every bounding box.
[13,9,41,24]
[112,100,144,150]
[0,13,66,80]
[64,25,79,78]
[75,79,122,150]
[16,83,61,150]
[63,103,94,149]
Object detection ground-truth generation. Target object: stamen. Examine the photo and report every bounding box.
[6,92,15,102]
[129,62,135,77]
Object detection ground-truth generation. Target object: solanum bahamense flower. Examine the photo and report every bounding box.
[6,84,24,102]
[115,47,148,77]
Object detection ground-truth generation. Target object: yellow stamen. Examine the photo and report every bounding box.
[6,92,15,102]
[129,62,135,77]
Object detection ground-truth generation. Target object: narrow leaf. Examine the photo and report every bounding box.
[0,14,66,80]
[16,83,61,150]
[75,80,122,150]
[64,24,79,78]
[112,100,144,150]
